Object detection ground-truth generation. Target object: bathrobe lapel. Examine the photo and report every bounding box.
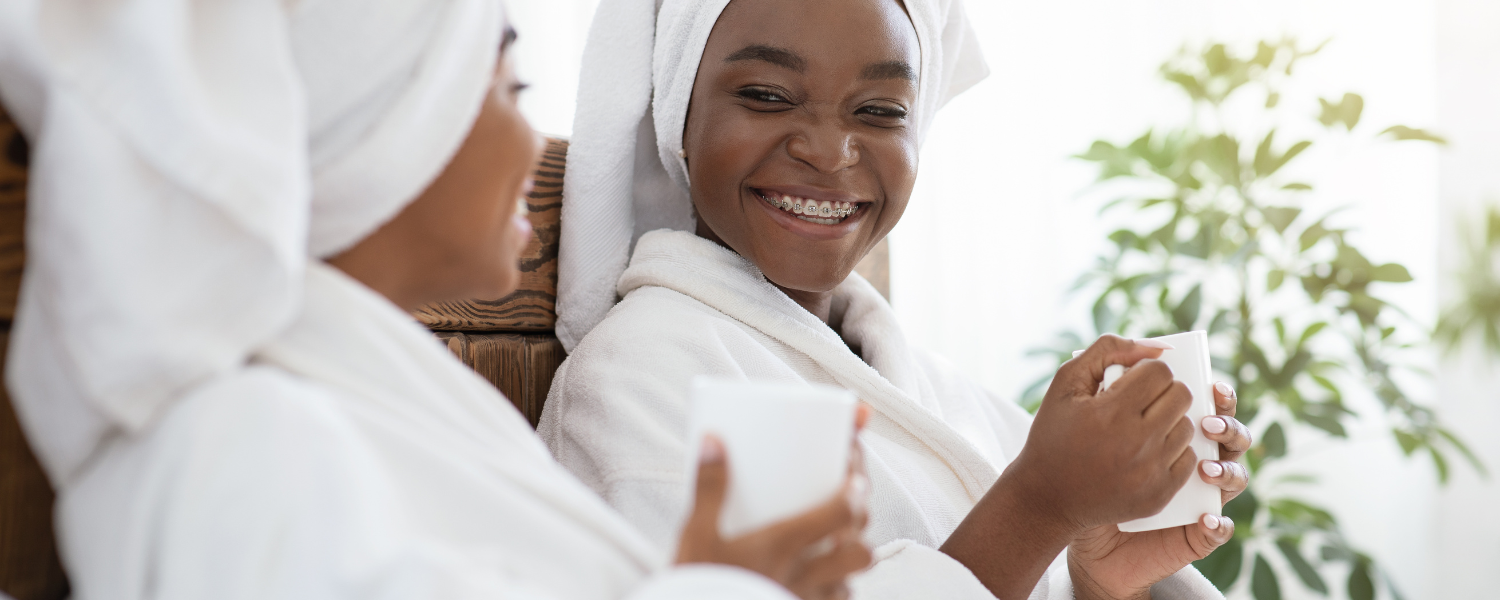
[617,231,1000,501]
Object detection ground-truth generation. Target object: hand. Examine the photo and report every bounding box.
[1067,381,1251,600]
[940,335,1193,600]
[676,407,873,600]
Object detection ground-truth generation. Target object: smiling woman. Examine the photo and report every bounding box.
[683,0,919,315]
[540,0,1241,599]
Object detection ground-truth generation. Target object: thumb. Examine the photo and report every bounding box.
[687,435,730,536]
[1060,334,1174,396]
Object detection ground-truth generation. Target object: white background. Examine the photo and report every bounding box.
[505,1,1500,598]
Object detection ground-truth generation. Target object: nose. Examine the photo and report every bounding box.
[786,121,860,174]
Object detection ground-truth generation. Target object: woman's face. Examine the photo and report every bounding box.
[332,34,542,310]
[685,0,920,294]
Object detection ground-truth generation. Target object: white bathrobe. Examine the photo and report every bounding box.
[55,261,795,600]
[539,230,1223,600]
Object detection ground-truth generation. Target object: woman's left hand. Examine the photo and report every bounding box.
[1066,381,1252,600]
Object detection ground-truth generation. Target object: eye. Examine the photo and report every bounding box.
[856,102,909,120]
[735,86,795,109]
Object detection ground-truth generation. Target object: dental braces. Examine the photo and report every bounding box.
[770,198,856,219]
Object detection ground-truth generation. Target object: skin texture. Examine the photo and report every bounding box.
[681,1,1253,597]
[329,34,870,600]
[684,0,920,322]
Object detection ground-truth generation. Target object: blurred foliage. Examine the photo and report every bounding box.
[1435,204,1500,355]
[1021,39,1481,599]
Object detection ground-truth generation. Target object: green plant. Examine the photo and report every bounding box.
[1021,39,1483,599]
[1435,204,1500,355]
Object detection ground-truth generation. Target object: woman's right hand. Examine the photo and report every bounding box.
[940,334,1192,600]
[676,408,872,600]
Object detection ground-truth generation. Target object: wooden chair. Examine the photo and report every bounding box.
[0,107,890,599]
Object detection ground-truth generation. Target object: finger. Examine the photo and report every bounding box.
[1143,380,1193,425]
[854,403,871,431]
[789,538,873,592]
[1106,359,1176,412]
[685,436,729,537]
[1059,335,1172,397]
[758,482,859,551]
[1163,414,1195,455]
[1184,514,1235,560]
[1201,415,1252,462]
[1166,443,1197,493]
[1213,381,1237,417]
[1199,460,1250,504]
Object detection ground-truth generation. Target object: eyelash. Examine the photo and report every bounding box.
[736,86,909,121]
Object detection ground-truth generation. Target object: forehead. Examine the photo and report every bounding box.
[703,0,920,71]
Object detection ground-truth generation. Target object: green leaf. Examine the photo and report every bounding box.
[1196,537,1244,591]
[1436,428,1489,478]
[1092,295,1116,335]
[1267,269,1286,292]
[1164,71,1207,101]
[1348,559,1375,600]
[1297,322,1328,347]
[1205,44,1231,75]
[1432,448,1451,484]
[1272,140,1312,174]
[1300,221,1330,251]
[1224,489,1259,528]
[1254,131,1277,176]
[1370,263,1413,282]
[1318,93,1364,130]
[1263,206,1302,234]
[1173,284,1204,331]
[1202,134,1243,187]
[1263,422,1287,459]
[1276,537,1329,594]
[1252,554,1283,600]
[1283,182,1313,191]
[1380,125,1448,144]
[1392,428,1421,455]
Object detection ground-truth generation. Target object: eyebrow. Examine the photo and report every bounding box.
[861,60,915,81]
[725,45,807,73]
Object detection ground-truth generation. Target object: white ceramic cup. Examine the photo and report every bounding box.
[685,377,856,539]
[1074,331,1221,532]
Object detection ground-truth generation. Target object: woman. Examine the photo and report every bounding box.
[539,0,1253,598]
[0,1,869,598]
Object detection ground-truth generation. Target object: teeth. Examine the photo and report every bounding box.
[761,191,859,224]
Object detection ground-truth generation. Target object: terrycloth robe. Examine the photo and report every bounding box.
[538,230,1223,600]
[54,261,795,600]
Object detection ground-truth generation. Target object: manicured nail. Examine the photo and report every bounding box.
[699,436,724,465]
[1134,338,1175,350]
[1203,514,1221,530]
[1201,461,1224,478]
[1202,416,1228,434]
[1215,381,1235,398]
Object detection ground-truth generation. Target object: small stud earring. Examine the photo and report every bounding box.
[678,149,687,159]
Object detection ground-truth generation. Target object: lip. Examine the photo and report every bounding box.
[747,185,871,242]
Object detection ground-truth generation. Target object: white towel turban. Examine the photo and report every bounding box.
[0,0,503,482]
[556,0,989,351]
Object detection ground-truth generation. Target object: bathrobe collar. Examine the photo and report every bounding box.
[618,229,1000,500]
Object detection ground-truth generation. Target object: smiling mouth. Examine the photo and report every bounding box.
[753,189,864,225]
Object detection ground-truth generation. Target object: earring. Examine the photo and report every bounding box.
[678,149,687,159]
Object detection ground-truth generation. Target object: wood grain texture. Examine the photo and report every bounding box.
[435,332,564,428]
[0,105,27,324]
[854,237,890,302]
[413,138,566,332]
[0,330,70,600]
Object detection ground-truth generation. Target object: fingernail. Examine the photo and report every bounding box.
[1215,381,1235,398]
[699,436,724,465]
[1201,461,1224,478]
[1202,416,1228,434]
[1203,514,1221,530]
[1134,338,1176,350]
[847,474,870,515]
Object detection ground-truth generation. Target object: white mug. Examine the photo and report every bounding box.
[1075,331,1221,532]
[685,377,856,538]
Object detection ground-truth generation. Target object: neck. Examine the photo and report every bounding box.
[694,220,838,325]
